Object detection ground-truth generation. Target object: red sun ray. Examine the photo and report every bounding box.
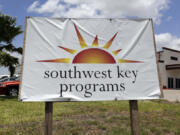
[112,49,121,56]
[37,58,70,63]
[74,23,87,48]
[118,59,143,63]
[92,35,99,47]
[58,46,77,54]
[103,32,118,50]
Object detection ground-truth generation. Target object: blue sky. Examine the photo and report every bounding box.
[155,0,180,36]
[0,0,180,51]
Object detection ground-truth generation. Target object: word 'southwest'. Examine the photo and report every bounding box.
[44,66,138,83]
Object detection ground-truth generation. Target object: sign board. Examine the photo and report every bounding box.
[20,17,161,101]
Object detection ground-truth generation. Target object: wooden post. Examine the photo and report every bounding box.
[45,102,53,135]
[129,100,140,135]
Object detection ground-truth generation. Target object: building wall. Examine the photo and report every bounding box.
[158,62,167,88]
[158,48,180,89]
[160,49,180,65]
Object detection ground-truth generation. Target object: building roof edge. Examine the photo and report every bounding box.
[163,47,180,53]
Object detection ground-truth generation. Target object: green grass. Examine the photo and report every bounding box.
[0,97,180,135]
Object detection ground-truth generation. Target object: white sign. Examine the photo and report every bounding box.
[20,18,161,101]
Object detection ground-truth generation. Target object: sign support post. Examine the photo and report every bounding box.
[45,102,53,135]
[129,100,140,135]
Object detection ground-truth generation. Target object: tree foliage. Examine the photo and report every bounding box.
[0,13,22,76]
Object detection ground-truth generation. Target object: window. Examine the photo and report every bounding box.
[170,56,178,61]
[176,78,180,89]
[168,77,174,88]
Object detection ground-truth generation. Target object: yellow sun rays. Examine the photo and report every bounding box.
[118,59,142,63]
[37,58,70,63]
[74,24,87,48]
[58,46,77,54]
[112,49,121,56]
[103,32,118,50]
[74,24,121,56]
[37,23,142,64]
[92,35,98,47]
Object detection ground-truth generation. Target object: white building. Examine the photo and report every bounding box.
[158,47,180,89]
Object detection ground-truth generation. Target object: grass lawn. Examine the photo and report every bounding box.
[0,96,180,135]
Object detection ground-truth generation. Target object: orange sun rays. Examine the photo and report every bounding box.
[103,32,118,50]
[92,35,98,47]
[37,58,71,63]
[58,46,77,54]
[37,23,142,64]
[112,49,121,56]
[74,24,87,48]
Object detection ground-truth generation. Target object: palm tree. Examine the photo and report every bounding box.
[0,13,22,76]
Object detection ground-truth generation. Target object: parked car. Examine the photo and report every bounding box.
[0,75,10,81]
[0,77,9,82]
[0,76,20,96]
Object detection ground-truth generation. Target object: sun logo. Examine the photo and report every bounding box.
[37,24,142,64]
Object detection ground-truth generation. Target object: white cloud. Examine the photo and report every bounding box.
[27,0,170,24]
[27,1,39,13]
[4,51,22,63]
[28,0,64,14]
[10,52,22,61]
[155,33,180,50]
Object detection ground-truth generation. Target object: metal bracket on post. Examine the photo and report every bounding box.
[129,100,140,135]
[45,102,53,135]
